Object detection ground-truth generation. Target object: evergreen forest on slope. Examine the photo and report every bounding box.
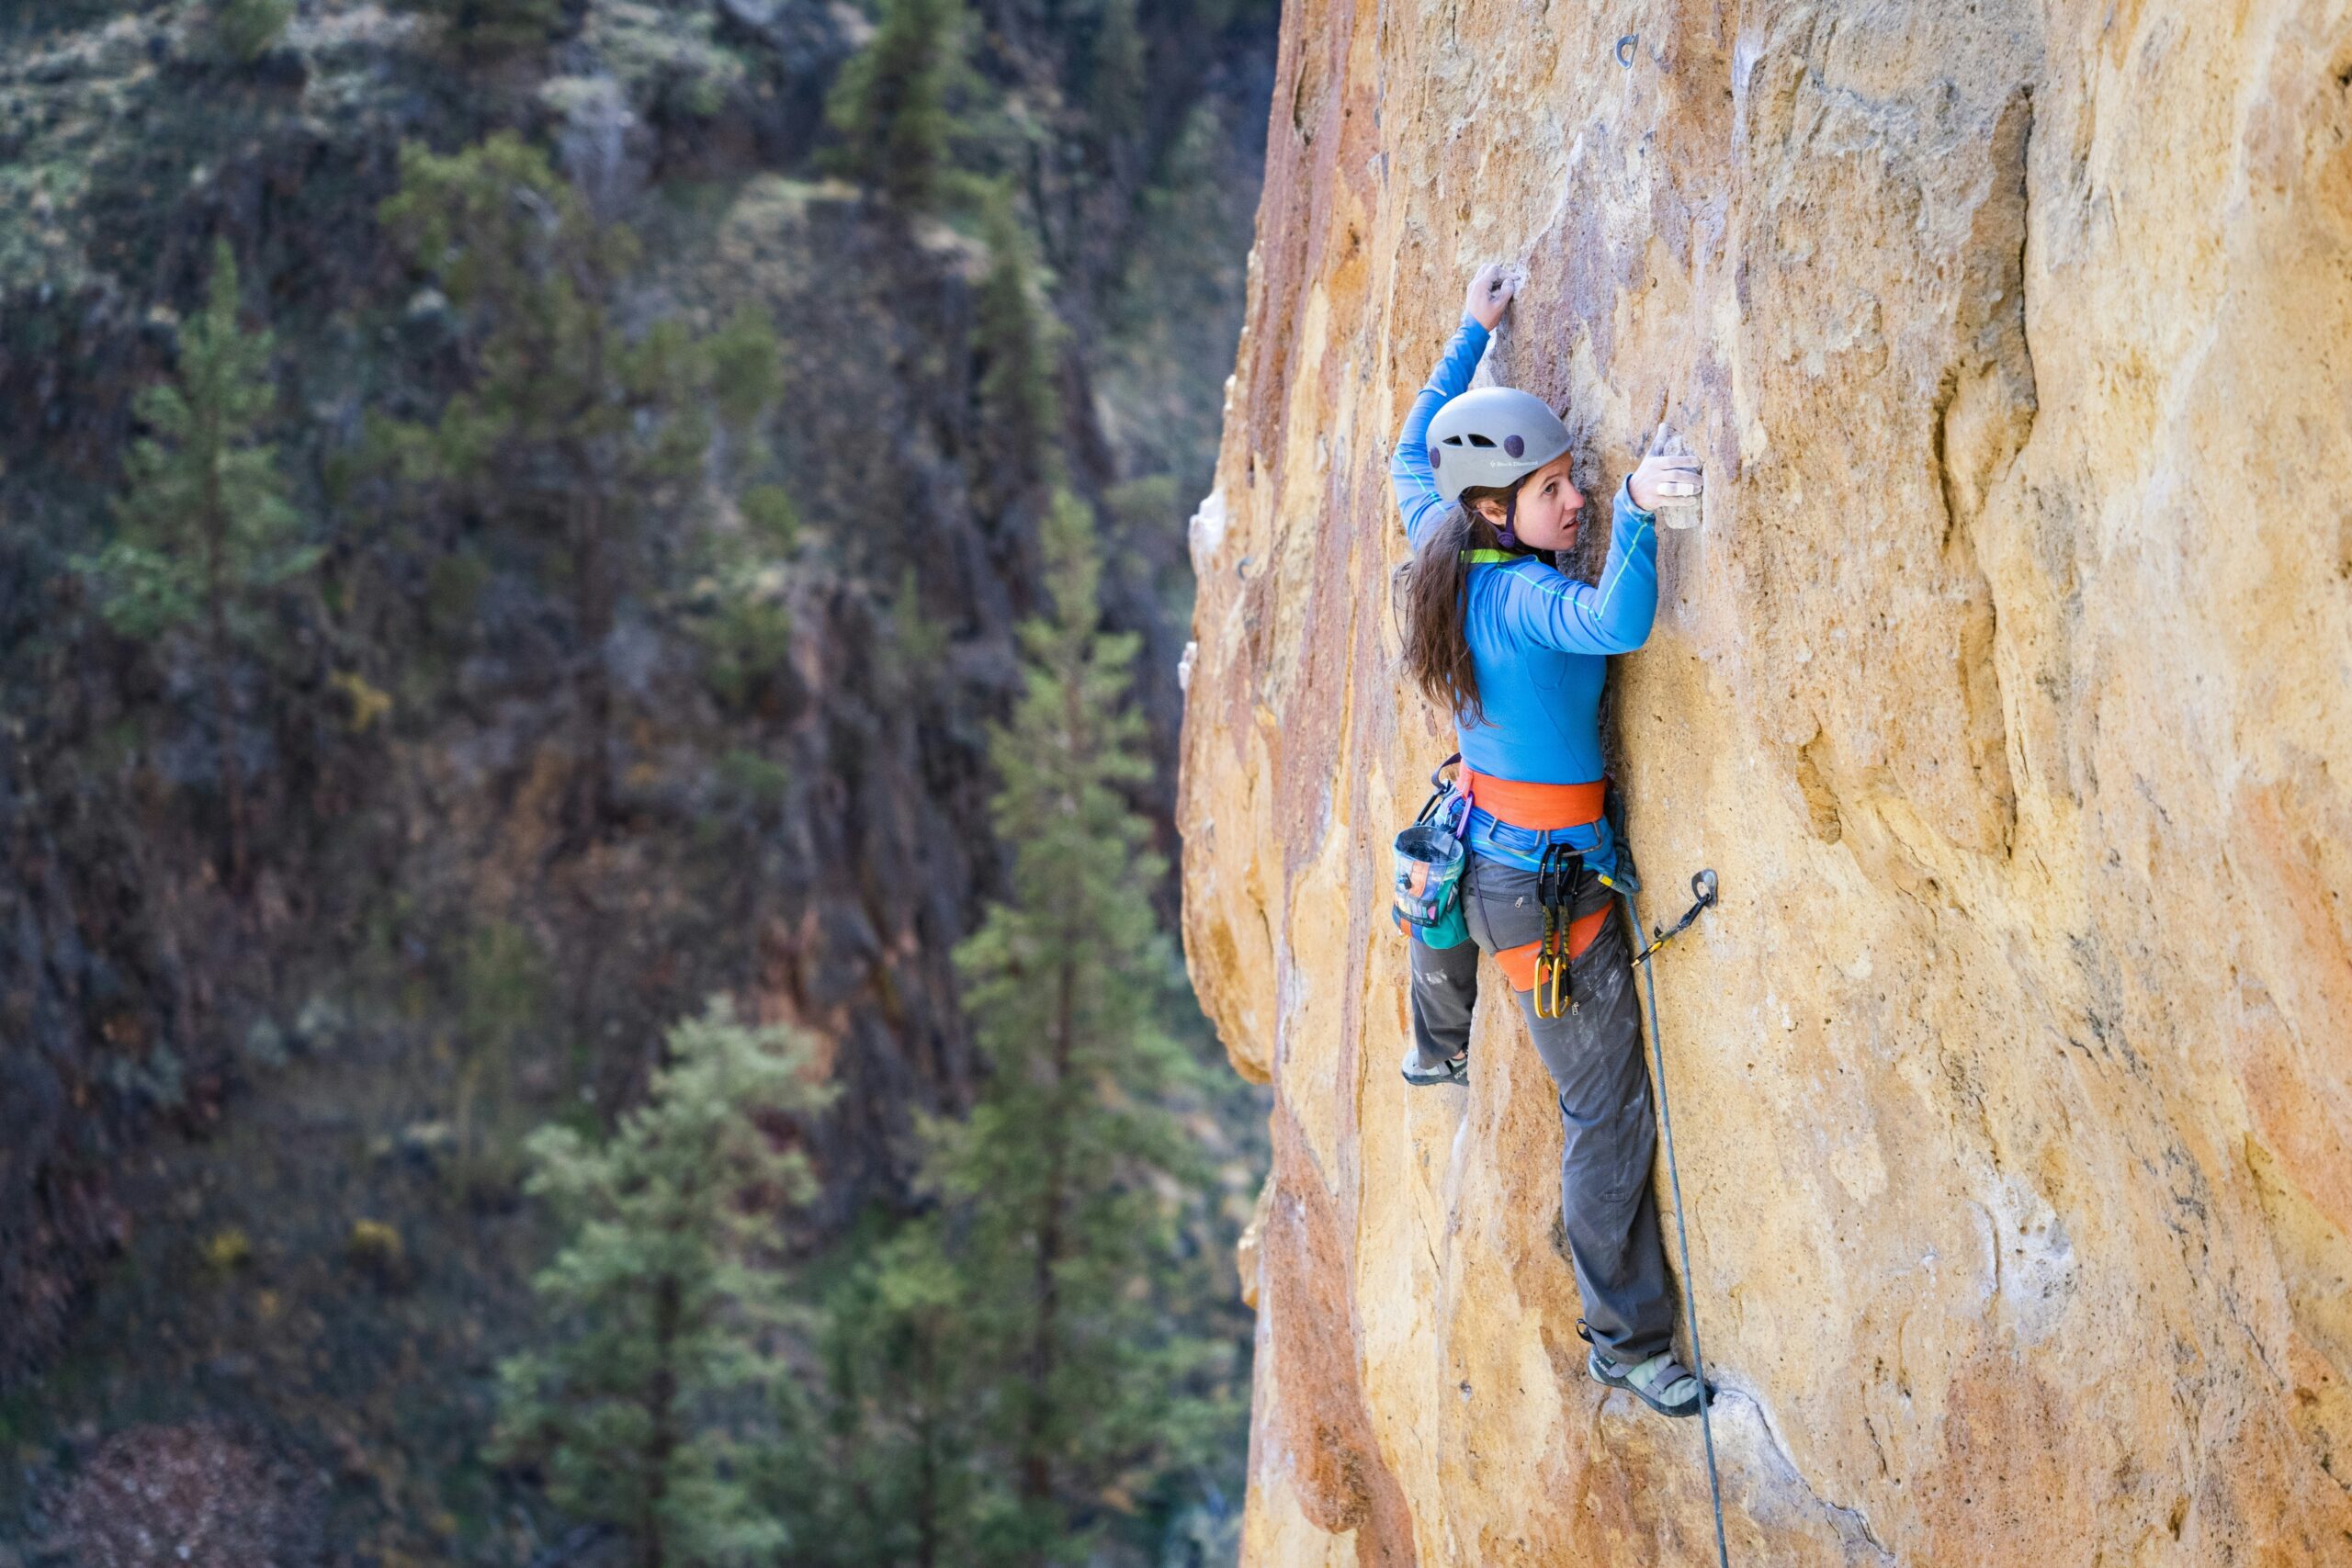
[0,0,1276,1562]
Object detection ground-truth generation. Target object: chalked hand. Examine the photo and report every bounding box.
[1628,422,1703,514]
[1464,263,1519,330]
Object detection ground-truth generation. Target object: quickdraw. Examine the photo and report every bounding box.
[1532,841,1586,1020]
[1630,868,1718,968]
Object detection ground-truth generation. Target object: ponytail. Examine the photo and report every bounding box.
[1401,482,1519,725]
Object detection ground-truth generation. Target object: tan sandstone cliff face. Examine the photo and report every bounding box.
[1177,2,2352,1562]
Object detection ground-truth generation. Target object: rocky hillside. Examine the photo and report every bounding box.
[1180,1,2352,1562]
[0,0,1273,1555]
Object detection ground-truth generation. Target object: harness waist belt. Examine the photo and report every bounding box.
[1461,769,1604,829]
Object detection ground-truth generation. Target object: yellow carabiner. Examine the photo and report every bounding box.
[1532,843,1575,1020]
[1533,926,1558,1019]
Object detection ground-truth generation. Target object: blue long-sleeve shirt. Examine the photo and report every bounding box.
[1388,311,1659,787]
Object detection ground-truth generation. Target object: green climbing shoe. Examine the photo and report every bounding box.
[1589,1348,1709,1418]
[1399,1044,1468,1088]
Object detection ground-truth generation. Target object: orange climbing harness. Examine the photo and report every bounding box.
[1459,769,1611,1010]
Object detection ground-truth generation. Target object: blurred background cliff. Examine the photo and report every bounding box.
[0,1,1277,1562]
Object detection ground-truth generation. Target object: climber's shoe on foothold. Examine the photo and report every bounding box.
[1399,1044,1468,1088]
[1589,1348,1710,1418]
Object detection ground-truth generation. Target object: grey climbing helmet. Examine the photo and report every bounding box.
[1425,388,1573,508]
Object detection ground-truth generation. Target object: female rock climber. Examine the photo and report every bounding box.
[1388,262,1707,1419]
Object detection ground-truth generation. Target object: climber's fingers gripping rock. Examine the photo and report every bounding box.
[1464,263,1519,330]
[1626,421,1703,513]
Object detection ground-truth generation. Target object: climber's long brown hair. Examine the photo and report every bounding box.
[1401,481,1520,725]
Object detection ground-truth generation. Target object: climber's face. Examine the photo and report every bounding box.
[1476,456,1585,550]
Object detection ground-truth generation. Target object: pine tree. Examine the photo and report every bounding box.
[822,0,967,213]
[801,1217,980,1567]
[927,488,1223,1562]
[1083,0,1146,151]
[493,996,835,1568]
[971,188,1063,520]
[76,237,316,895]
[375,132,780,833]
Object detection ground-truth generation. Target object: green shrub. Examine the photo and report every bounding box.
[410,0,560,55]
[211,0,291,62]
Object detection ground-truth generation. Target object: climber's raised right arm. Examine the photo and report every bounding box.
[1389,265,1517,549]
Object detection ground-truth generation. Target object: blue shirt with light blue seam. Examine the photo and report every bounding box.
[1387,310,1661,795]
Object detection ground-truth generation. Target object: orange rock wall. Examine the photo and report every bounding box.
[1177,2,2352,1562]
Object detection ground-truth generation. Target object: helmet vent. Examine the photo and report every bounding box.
[1466,434,1496,448]
[1442,434,1465,445]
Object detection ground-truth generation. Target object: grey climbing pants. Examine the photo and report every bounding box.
[1406,852,1678,1366]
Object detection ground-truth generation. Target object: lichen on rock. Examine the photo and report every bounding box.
[1179,2,2352,1562]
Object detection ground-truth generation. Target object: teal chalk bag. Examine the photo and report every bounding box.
[1391,755,1472,950]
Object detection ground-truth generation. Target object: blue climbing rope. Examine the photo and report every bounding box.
[1624,871,1731,1568]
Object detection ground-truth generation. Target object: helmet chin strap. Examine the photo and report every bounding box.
[1497,487,1521,549]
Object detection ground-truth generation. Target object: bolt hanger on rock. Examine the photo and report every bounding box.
[1632,867,1718,967]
